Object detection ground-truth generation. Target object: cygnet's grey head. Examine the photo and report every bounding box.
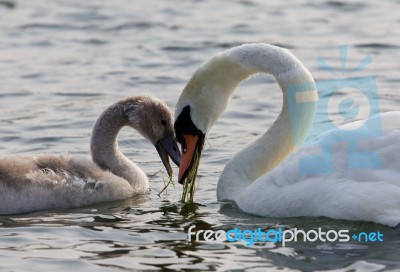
[121,95,181,175]
[121,96,172,142]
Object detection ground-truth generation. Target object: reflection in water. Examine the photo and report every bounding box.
[1,194,400,270]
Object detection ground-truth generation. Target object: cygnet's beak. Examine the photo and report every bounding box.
[155,134,181,177]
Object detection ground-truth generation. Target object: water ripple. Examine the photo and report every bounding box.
[0,0,399,271]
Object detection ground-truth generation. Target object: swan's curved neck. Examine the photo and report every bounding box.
[90,104,147,186]
[186,44,318,201]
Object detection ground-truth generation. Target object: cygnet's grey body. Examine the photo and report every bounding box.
[0,95,180,214]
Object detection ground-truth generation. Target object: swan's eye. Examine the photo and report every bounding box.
[161,120,167,126]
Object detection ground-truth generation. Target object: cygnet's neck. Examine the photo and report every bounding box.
[90,103,148,188]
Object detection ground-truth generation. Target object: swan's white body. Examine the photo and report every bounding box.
[233,113,400,227]
[175,44,400,226]
[0,96,180,214]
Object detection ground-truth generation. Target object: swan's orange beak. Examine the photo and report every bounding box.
[178,134,199,183]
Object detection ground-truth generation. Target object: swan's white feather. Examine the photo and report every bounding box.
[235,113,400,226]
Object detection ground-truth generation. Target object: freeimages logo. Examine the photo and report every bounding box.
[287,45,382,174]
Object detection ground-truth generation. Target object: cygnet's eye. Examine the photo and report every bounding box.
[161,120,167,126]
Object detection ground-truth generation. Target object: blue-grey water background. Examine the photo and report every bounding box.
[1,0,400,271]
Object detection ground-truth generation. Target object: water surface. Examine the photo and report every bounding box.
[0,0,399,271]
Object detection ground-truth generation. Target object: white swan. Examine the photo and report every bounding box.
[174,43,400,227]
[0,95,181,214]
